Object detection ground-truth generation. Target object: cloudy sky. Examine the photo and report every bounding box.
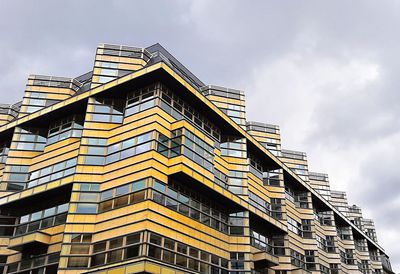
[0,0,399,270]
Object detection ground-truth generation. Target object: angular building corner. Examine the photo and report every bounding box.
[0,43,394,274]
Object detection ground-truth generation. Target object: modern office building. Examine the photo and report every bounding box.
[0,43,394,274]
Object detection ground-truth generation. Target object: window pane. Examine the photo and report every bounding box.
[91,253,106,266]
[176,254,187,267]
[76,204,97,214]
[57,203,69,213]
[70,244,90,254]
[43,207,56,217]
[109,238,123,249]
[116,185,129,196]
[114,195,129,208]
[133,179,146,190]
[164,238,175,250]
[148,245,162,259]
[79,193,98,202]
[162,250,175,264]
[130,190,145,203]
[153,181,166,192]
[68,257,89,267]
[93,242,106,253]
[126,233,141,245]
[99,200,113,213]
[40,217,54,229]
[125,245,140,259]
[101,190,113,201]
[107,249,123,263]
[150,234,162,245]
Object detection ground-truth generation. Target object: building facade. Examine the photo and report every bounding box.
[0,43,394,274]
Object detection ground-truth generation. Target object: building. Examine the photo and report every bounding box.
[0,43,394,274]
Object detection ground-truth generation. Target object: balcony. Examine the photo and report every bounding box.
[8,231,51,251]
[250,231,281,268]
[251,247,279,268]
[6,252,59,274]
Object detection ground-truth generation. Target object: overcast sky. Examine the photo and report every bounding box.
[0,0,399,270]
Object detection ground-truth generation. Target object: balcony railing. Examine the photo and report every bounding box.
[250,231,285,256]
[6,252,59,274]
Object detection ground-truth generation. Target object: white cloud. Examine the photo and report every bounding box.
[244,50,381,148]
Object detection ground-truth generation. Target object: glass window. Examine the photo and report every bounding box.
[133,179,146,191]
[80,183,100,192]
[130,190,145,203]
[108,143,120,154]
[189,247,199,258]
[76,204,97,214]
[176,254,187,267]
[148,245,162,259]
[114,195,129,208]
[15,224,28,235]
[82,234,93,243]
[68,257,89,267]
[126,245,140,259]
[99,200,113,213]
[65,158,77,168]
[126,233,140,245]
[107,249,123,263]
[54,213,68,225]
[189,258,199,271]
[43,207,56,218]
[100,68,118,76]
[122,139,135,149]
[190,209,200,220]
[162,250,175,264]
[84,156,104,166]
[167,188,178,199]
[30,212,42,221]
[101,190,113,201]
[93,242,106,253]
[20,215,29,223]
[79,193,98,202]
[150,234,162,245]
[109,238,123,249]
[153,192,165,205]
[98,76,114,84]
[166,198,178,211]
[57,203,69,213]
[120,147,135,159]
[177,243,187,254]
[71,234,82,243]
[178,204,189,216]
[70,244,90,254]
[116,185,130,196]
[106,153,119,164]
[154,181,166,192]
[136,142,151,154]
[27,221,40,232]
[88,146,106,155]
[141,99,155,110]
[40,217,54,229]
[164,238,175,250]
[137,132,152,143]
[201,251,210,262]
[91,253,106,266]
[178,193,189,204]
